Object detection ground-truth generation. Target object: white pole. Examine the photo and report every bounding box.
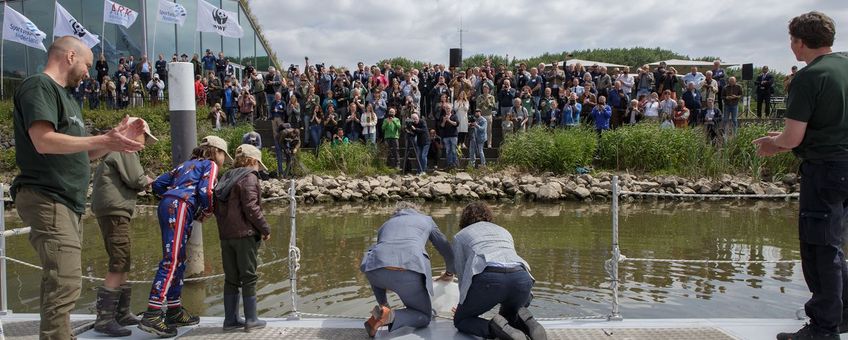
[608,176,623,321]
[52,1,57,42]
[2,2,6,100]
[141,0,147,58]
[288,179,299,320]
[0,184,9,315]
[151,7,158,63]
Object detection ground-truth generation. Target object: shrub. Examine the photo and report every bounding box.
[499,127,597,173]
[597,124,717,176]
[299,142,390,176]
[723,124,800,178]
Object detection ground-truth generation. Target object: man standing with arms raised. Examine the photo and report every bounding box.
[10,36,145,340]
[753,12,848,340]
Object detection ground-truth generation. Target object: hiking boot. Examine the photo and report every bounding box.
[138,308,177,338]
[115,284,140,326]
[515,307,547,340]
[243,295,266,332]
[364,305,392,337]
[94,287,132,337]
[223,294,245,331]
[776,323,839,340]
[165,306,200,327]
[489,314,530,340]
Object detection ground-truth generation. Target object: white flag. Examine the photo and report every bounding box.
[53,2,99,48]
[3,5,47,51]
[103,0,138,29]
[157,0,187,26]
[196,0,243,38]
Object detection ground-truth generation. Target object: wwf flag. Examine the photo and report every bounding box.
[196,0,243,38]
[53,2,99,48]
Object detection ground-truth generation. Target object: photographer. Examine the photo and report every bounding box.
[509,98,529,132]
[498,80,516,117]
[476,85,496,148]
[383,109,401,168]
[344,102,361,142]
[440,105,459,170]
[323,108,339,142]
[469,109,488,168]
[430,76,450,120]
[428,129,442,171]
[250,69,265,120]
[406,114,430,175]
[264,67,283,120]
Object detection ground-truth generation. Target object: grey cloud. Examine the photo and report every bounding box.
[250,0,848,72]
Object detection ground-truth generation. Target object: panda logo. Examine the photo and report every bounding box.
[212,8,228,25]
[174,4,187,18]
[69,19,86,38]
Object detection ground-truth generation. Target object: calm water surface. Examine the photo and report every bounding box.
[2,200,808,319]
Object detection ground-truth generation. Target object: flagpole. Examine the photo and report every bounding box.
[151,6,158,62]
[52,1,57,42]
[2,1,6,100]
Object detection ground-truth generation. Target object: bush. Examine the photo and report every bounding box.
[0,147,15,173]
[299,143,390,176]
[598,124,718,176]
[499,127,597,173]
[723,124,800,178]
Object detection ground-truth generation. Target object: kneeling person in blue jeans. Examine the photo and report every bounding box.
[453,202,547,340]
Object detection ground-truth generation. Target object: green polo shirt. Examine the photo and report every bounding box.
[11,73,90,215]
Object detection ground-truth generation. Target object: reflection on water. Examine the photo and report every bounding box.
[2,200,807,319]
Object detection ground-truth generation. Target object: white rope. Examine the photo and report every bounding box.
[2,255,288,283]
[619,191,798,199]
[288,246,301,273]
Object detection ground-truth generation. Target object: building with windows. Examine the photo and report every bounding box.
[2,0,277,82]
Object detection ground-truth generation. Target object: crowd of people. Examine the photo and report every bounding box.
[70,47,792,174]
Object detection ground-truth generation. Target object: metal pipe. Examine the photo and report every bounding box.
[1,183,8,315]
[287,179,299,320]
[608,176,623,321]
[2,227,31,238]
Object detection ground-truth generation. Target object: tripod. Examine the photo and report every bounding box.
[741,79,753,119]
[402,129,421,174]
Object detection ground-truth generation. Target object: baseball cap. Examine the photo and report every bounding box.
[127,117,158,145]
[199,135,233,162]
[235,144,268,171]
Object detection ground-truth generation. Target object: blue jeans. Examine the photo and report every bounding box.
[416,143,429,173]
[724,104,738,134]
[265,94,276,119]
[363,133,376,144]
[470,137,486,166]
[225,107,236,126]
[443,137,458,168]
[365,268,431,331]
[454,269,533,338]
[309,125,322,150]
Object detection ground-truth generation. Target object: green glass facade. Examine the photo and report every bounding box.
[2,0,276,79]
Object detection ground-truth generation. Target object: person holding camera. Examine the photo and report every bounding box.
[476,85,496,148]
[382,108,402,168]
[469,110,488,168]
[309,106,324,151]
[406,114,430,175]
[498,79,517,117]
[430,76,450,120]
[509,98,529,132]
[440,106,459,170]
[264,67,283,120]
[361,103,379,145]
[344,103,362,142]
[324,108,339,142]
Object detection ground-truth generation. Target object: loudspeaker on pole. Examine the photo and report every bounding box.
[742,63,754,81]
[449,48,462,68]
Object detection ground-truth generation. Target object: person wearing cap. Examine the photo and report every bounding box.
[91,118,158,337]
[139,136,231,337]
[146,73,165,106]
[213,144,271,332]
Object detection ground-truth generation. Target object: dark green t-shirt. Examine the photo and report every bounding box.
[11,73,90,215]
[786,52,848,160]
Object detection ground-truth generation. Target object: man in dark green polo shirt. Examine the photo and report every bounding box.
[11,36,145,340]
[753,12,848,340]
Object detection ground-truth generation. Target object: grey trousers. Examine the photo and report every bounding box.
[365,268,431,331]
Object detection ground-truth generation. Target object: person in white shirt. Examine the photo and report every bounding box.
[682,67,705,90]
[642,92,661,122]
[146,74,165,105]
[617,67,635,97]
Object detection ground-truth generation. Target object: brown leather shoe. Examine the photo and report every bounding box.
[363,305,392,337]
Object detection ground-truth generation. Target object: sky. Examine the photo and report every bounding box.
[249,0,848,73]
